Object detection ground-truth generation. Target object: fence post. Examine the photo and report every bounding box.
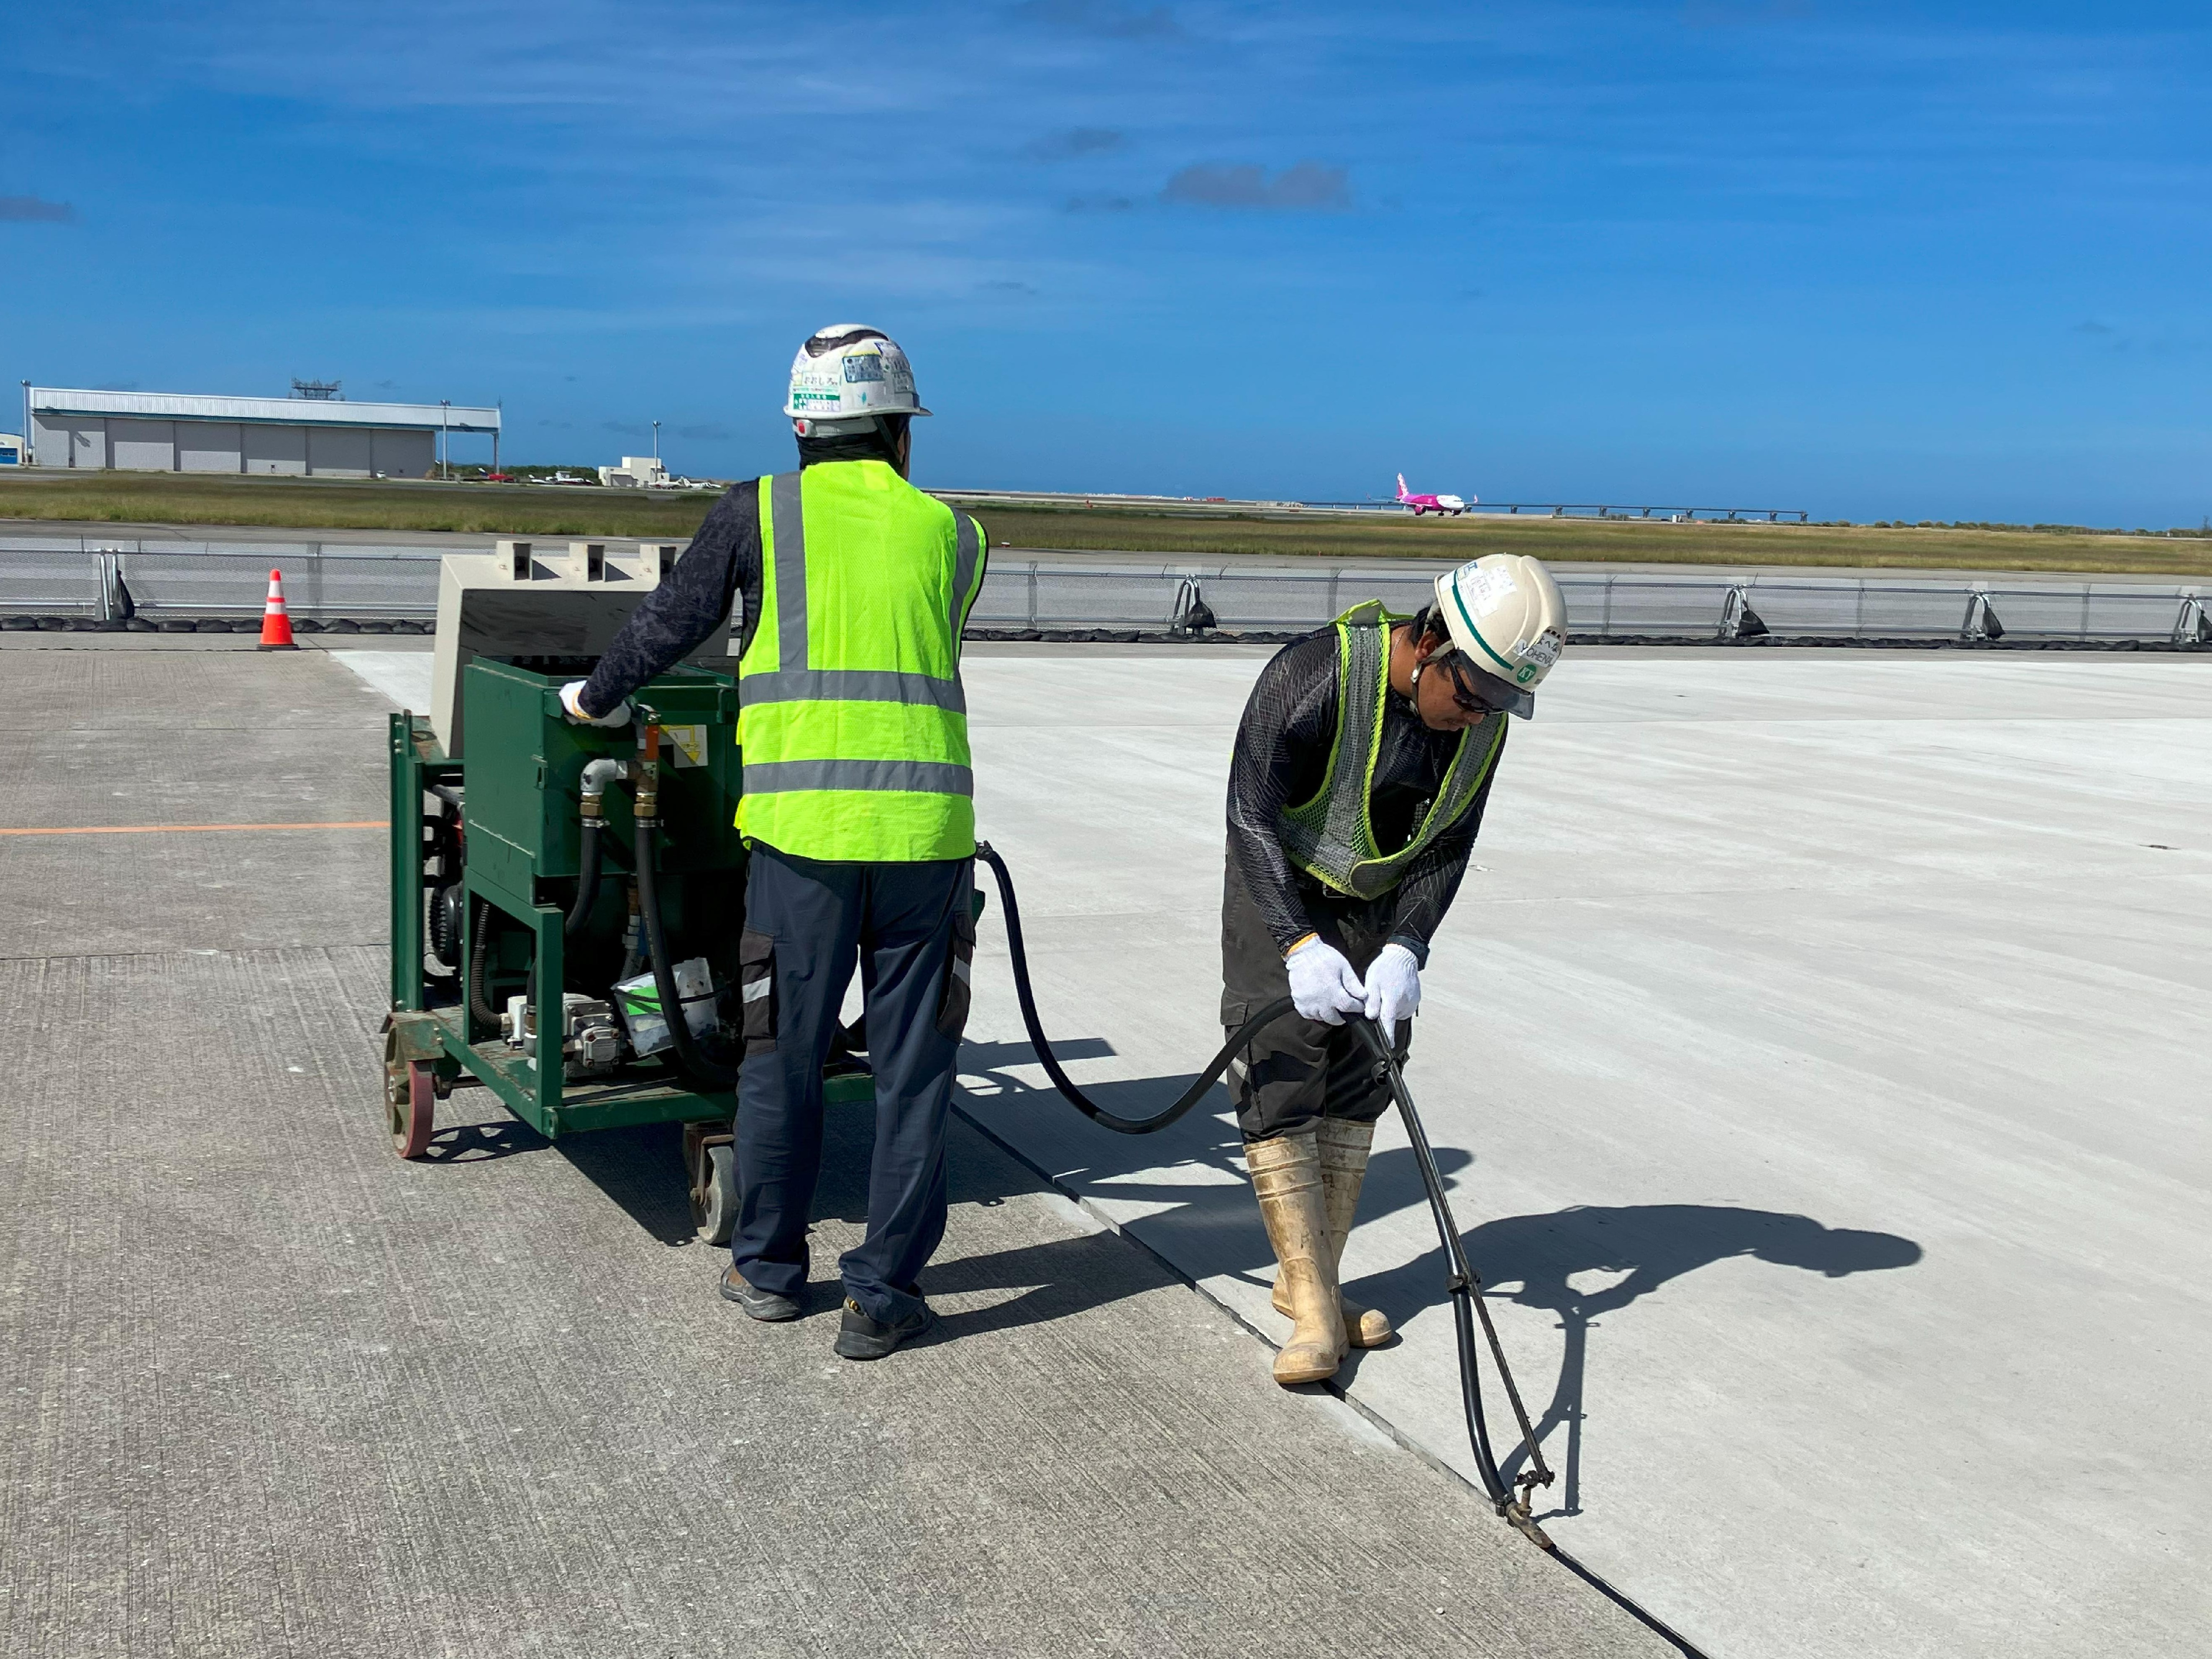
[1961,589,2005,642]
[1717,584,1768,640]
[1026,566,1038,629]
[2175,593,2209,645]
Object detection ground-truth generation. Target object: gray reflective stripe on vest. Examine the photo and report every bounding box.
[742,758,975,795]
[742,668,965,713]
[770,471,806,671]
[1281,615,1385,883]
[950,512,981,643]
[741,978,771,1004]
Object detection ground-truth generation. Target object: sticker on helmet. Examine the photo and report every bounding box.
[1516,664,1537,684]
[1454,564,1517,618]
[1521,627,1563,668]
[842,356,886,383]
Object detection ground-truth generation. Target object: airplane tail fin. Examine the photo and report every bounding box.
[1395,473,1408,500]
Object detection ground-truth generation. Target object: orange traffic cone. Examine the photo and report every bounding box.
[258,568,298,651]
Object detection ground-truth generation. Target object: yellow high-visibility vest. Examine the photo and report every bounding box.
[736,460,988,861]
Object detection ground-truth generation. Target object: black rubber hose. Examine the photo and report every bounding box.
[974,841,1297,1136]
[565,819,602,937]
[633,820,739,1090]
[468,899,501,1026]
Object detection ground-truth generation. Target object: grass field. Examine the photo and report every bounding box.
[0,471,714,538]
[961,503,2212,576]
[6,468,2210,576]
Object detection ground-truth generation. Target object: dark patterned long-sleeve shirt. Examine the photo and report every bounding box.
[1226,628,1501,965]
[577,483,763,717]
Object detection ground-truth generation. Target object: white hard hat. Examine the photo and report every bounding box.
[1432,553,1567,717]
[783,324,931,422]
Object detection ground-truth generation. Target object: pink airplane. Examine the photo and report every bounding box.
[1397,472,1472,516]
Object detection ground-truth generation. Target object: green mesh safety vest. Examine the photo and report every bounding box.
[1276,600,1506,900]
[736,461,988,861]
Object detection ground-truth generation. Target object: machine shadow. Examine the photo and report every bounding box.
[550,1120,699,1245]
[421,1115,548,1166]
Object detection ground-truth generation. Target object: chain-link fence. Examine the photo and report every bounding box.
[3,537,2207,643]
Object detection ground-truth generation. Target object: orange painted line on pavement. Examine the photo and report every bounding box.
[0,820,390,837]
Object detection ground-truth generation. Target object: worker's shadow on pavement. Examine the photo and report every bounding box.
[954,1045,1924,1518]
[1347,1203,1924,1519]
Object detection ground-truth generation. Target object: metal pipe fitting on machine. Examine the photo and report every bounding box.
[578,756,631,815]
[631,722,662,827]
[567,757,634,938]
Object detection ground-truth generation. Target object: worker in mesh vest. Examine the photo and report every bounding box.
[1222,553,1568,1387]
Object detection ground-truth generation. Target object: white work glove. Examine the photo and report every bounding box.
[1284,936,1367,1027]
[1362,942,1422,1031]
[559,680,630,727]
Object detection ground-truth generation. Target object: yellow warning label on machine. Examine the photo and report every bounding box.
[661,725,709,768]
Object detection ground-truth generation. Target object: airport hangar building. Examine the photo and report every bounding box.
[22,387,500,479]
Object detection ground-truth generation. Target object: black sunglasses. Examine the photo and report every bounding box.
[1432,648,1518,715]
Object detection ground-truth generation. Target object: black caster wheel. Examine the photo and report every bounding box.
[689,1134,737,1244]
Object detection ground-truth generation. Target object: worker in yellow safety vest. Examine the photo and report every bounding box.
[561,325,987,1361]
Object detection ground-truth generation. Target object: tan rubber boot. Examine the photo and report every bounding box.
[1247,1132,1346,1385]
[1272,1118,1393,1347]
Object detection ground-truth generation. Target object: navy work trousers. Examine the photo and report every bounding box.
[729,842,969,1325]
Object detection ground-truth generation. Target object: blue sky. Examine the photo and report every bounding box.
[3,1,2207,524]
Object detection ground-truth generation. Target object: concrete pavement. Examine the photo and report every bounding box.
[942,648,2212,1659]
[328,640,2212,1654]
[0,647,1671,1658]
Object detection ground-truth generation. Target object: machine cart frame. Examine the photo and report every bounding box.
[380,653,870,1241]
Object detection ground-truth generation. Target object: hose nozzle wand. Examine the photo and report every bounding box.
[1350,1016,1556,1546]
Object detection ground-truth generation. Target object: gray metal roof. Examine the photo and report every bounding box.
[26,387,500,432]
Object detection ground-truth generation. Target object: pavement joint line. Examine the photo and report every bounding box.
[0,819,390,836]
[945,1093,1712,1659]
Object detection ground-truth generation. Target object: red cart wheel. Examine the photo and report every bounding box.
[390,1059,436,1159]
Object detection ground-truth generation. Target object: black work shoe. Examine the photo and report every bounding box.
[719,1265,803,1322]
[834,1297,935,1361]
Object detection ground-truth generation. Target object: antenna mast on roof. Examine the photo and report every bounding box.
[290,379,343,401]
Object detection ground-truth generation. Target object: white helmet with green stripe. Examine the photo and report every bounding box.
[1433,554,1567,717]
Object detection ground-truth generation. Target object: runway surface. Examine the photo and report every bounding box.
[943,648,2211,1659]
[0,642,1668,1659]
[323,641,2207,1655]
